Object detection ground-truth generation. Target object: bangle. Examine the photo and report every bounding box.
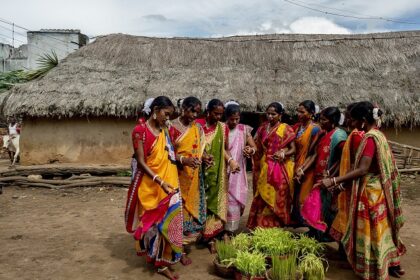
[228,157,233,164]
[251,148,256,155]
[280,151,285,159]
[338,184,345,191]
[298,167,304,175]
[180,156,184,164]
[160,180,165,187]
[152,175,159,182]
[332,177,337,186]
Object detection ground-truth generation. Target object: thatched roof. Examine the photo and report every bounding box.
[1,31,420,126]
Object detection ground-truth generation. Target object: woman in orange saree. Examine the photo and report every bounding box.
[125,96,183,280]
[330,103,364,242]
[319,102,406,280]
[247,102,296,229]
[292,100,322,225]
[170,97,206,264]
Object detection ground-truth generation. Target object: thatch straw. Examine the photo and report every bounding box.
[1,31,419,126]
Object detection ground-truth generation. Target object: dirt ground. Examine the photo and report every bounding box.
[0,164,419,280]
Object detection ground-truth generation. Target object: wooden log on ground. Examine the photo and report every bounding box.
[0,164,130,177]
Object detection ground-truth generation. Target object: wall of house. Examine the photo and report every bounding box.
[27,32,81,69]
[20,117,136,165]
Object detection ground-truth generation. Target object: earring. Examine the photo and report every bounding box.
[361,122,365,129]
[153,113,157,120]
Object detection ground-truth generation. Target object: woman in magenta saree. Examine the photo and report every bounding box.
[247,102,296,229]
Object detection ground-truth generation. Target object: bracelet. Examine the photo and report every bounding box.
[251,148,256,155]
[298,167,304,175]
[180,156,185,164]
[332,177,337,186]
[160,180,165,187]
[228,157,233,164]
[152,175,159,182]
[280,151,285,159]
[337,184,345,191]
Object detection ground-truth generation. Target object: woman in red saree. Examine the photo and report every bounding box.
[301,107,347,241]
[319,102,406,280]
[247,102,296,229]
[292,100,322,225]
[125,96,183,280]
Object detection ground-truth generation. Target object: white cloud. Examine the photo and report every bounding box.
[289,17,351,34]
[0,0,418,41]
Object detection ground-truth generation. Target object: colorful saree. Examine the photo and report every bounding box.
[292,122,321,223]
[247,122,296,229]
[170,119,206,244]
[226,124,251,232]
[330,129,364,241]
[125,124,183,267]
[199,120,228,240]
[301,128,347,238]
[342,129,406,280]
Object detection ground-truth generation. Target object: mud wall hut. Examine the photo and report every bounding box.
[0,31,419,165]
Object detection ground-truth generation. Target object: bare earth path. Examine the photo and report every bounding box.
[0,170,419,280]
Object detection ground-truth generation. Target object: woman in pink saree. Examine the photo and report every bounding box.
[224,101,257,235]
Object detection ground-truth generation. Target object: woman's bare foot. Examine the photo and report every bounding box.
[180,253,192,266]
[389,265,405,278]
[208,241,216,254]
[157,267,180,280]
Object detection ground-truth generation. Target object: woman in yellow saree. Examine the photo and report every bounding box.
[318,102,406,280]
[247,102,296,229]
[125,96,183,280]
[170,97,206,264]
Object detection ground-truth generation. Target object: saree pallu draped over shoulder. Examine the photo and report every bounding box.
[247,122,296,229]
[125,126,183,267]
[201,121,228,240]
[170,121,206,244]
[342,129,406,280]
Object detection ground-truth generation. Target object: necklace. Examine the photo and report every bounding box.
[146,119,161,136]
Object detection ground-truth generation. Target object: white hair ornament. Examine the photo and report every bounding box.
[339,113,345,126]
[142,98,155,115]
[225,100,240,107]
[373,107,382,128]
[315,105,320,114]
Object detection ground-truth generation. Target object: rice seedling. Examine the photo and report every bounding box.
[215,239,237,265]
[271,251,299,280]
[298,253,327,280]
[234,251,266,278]
[231,233,252,252]
[296,234,325,257]
[252,227,296,256]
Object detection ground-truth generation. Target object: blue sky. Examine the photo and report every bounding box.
[0,0,419,45]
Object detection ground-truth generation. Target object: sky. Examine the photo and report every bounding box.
[0,0,420,45]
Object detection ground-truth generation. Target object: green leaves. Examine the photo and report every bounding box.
[271,252,298,280]
[26,51,59,80]
[298,253,326,280]
[231,233,252,252]
[252,227,296,256]
[0,51,58,93]
[215,240,237,264]
[296,234,325,256]
[234,251,266,277]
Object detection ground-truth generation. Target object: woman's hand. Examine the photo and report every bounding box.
[182,156,202,169]
[229,159,241,173]
[243,146,255,158]
[272,149,286,162]
[202,154,214,168]
[294,167,305,183]
[161,181,176,194]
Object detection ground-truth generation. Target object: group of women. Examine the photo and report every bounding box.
[124,96,406,280]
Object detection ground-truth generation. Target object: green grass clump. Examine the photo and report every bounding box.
[231,233,252,252]
[296,234,325,256]
[215,240,237,265]
[271,251,298,280]
[252,227,296,256]
[234,251,266,277]
[298,253,326,280]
